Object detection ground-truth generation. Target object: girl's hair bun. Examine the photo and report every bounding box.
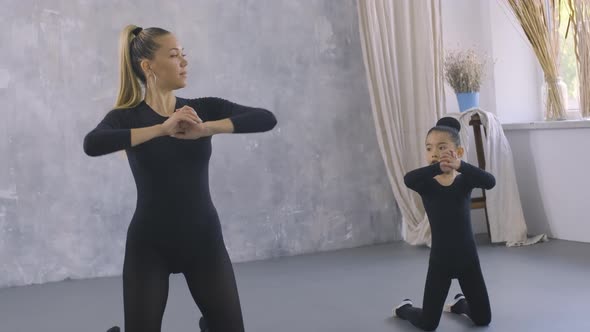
[436,117,461,132]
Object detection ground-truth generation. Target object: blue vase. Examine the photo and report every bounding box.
[456,92,480,113]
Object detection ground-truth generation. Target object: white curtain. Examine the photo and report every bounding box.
[357,0,445,246]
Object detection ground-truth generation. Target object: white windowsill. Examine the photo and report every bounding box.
[502,119,590,131]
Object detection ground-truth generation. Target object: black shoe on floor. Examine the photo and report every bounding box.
[393,299,413,317]
[444,293,467,313]
[106,327,120,332]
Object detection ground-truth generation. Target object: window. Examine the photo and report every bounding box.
[560,4,580,110]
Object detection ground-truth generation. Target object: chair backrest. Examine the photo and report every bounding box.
[468,114,486,170]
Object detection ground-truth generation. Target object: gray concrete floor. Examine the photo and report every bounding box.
[0,238,589,332]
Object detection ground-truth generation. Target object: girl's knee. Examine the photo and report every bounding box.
[422,323,439,331]
[474,313,491,326]
[421,320,440,331]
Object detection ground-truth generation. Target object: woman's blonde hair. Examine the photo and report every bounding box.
[114,25,170,109]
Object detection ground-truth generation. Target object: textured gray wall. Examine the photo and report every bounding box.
[0,0,401,289]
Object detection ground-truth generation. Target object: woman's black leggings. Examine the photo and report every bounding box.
[397,260,491,331]
[121,230,244,332]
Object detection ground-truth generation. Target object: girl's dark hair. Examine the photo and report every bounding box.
[427,117,461,146]
[115,25,171,109]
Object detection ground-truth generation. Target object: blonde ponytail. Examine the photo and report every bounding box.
[114,25,144,109]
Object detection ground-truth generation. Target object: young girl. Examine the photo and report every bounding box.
[393,117,495,331]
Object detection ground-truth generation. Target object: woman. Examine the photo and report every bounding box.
[84,25,277,332]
